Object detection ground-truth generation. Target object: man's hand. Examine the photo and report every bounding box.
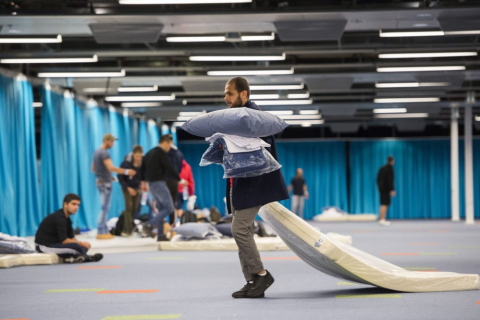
[127,169,136,176]
[81,241,91,249]
[179,179,189,186]
[141,181,148,192]
[305,192,309,200]
[128,187,137,196]
[391,190,396,197]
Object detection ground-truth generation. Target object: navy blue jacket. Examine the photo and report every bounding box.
[119,153,142,189]
[226,101,289,213]
[165,146,184,181]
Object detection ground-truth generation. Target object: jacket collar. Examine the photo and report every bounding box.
[243,100,260,111]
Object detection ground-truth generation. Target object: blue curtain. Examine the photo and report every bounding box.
[349,140,480,219]
[179,140,348,219]
[0,74,41,236]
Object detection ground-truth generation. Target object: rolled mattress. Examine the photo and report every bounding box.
[259,202,479,292]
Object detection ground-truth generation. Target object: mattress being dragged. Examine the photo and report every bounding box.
[259,202,479,293]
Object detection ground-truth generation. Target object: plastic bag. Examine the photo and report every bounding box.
[200,137,282,179]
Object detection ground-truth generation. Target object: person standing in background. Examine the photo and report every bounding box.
[91,133,135,240]
[288,168,309,219]
[119,145,143,237]
[376,156,396,226]
[177,159,195,218]
[165,134,184,226]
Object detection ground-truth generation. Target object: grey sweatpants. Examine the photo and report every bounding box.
[231,205,264,282]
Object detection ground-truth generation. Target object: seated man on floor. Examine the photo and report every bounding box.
[35,193,103,263]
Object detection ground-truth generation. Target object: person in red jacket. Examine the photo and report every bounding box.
[176,159,195,218]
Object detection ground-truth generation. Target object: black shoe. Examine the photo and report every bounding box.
[64,255,85,264]
[246,270,274,298]
[89,253,103,262]
[232,283,265,298]
[141,222,154,238]
[157,234,169,242]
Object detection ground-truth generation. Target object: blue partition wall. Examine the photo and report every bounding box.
[0,74,41,236]
[349,140,480,219]
[179,140,348,219]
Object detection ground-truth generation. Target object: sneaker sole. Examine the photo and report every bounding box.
[233,293,265,299]
[246,278,274,298]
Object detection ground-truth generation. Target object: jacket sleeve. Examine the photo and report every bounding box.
[118,161,129,188]
[388,167,395,191]
[187,166,195,195]
[140,156,146,181]
[160,152,181,181]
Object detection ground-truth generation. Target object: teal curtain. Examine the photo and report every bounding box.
[349,140,480,219]
[179,140,348,218]
[0,74,41,236]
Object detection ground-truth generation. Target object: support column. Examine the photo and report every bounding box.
[464,92,475,225]
[451,106,460,221]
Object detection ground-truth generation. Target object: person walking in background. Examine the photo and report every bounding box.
[165,134,184,226]
[377,156,396,226]
[140,134,181,241]
[288,168,309,219]
[119,145,143,237]
[92,133,136,240]
[177,159,195,218]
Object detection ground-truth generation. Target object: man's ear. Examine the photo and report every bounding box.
[241,90,248,100]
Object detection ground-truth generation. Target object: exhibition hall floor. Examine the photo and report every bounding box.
[1,220,480,320]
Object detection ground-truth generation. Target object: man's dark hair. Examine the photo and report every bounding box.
[228,77,250,98]
[63,193,81,204]
[159,134,173,144]
[387,156,394,163]
[132,145,143,154]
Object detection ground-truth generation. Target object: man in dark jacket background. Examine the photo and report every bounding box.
[376,156,396,226]
[223,77,289,299]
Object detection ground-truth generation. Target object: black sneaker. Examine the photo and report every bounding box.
[89,253,103,262]
[141,222,155,238]
[157,234,169,242]
[232,282,265,298]
[246,270,274,298]
[64,255,85,264]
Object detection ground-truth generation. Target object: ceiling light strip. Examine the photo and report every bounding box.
[299,110,319,115]
[120,0,251,4]
[1,55,98,64]
[0,35,62,43]
[373,108,407,114]
[207,68,294,76]
[106,94,175,102]
[118,85,158,92]
[179,111,206,116]
[265,111,294,115]
[250,84,304,90]
[38,70,126,78]
[377,66,465,72]
[379,52,477,59]
[375,82,450,88]
[375,113,429,118]
[374,98,440,103]
[278,115,322,120]
[285,120,324,125]
[379,30,444,37]
[250,94,280,99]
[190,53,285,61]
[241,32,275,41]
[255,99,312,106]
[166,36,226,42]
[445,30,480,35]
[32,102,43,108]
[288,92,310,99]
[121,102,163,107]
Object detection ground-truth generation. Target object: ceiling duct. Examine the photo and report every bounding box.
[438,17,480,33]
[395,121,426,132]
[304,76,353,93]
[181,80,226,93]
[328,122,359,133]
[274,20,347,42]
[89,23,164,44]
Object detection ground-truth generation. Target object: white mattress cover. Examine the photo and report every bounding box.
[259,202,479,293]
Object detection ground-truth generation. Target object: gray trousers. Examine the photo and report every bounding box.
[291,195,305,219]
[232,205,264,282]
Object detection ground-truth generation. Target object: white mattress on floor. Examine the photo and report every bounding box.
[0,253,60,268]
[313,214,377,222]
[260,202,479,293]
[158,237,290,251]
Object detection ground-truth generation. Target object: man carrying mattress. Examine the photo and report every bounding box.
[223,77,289,298]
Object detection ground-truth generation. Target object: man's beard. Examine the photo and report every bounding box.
[230,95,244,108]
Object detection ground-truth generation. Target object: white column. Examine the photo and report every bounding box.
[464,92,475,225]
[451,106,460,221]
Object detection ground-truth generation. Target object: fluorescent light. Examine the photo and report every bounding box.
[379,52,477,59]
[208,68,294,76]
[379,30,444,37]
[0,35,62,43]
[377,66,465,72]
[375,82,450,88]
[105,94,175,102]
[1,55,98,64]
[250,94,280,100]
[121,102,163,107]
[373,108,407,114]
[445,30,480,35]
[241,32,275,41]
[278,115,321,120]
[375,113,429,118]
[255,99,312,106]
[32,102,43,108]
[250,84,304,90]
[118,85,158,92]
[475,115,480,121]
[38,69,126,78]
[173,122,186,127]
[301,122,311,127]
[166,36,226,42]
[374,98,440,103]
[190,53,284,61]
[265,110,293,115]
[179,111,206,116]
[120,0,251,3]
[177,116,195,121]
[299,110,319,115]
[82,88,111,93]
[288,92,310,99]
[285,120,324,125]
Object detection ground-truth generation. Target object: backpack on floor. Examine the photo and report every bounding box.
[209,206,222,222]
[181,211,198,224]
